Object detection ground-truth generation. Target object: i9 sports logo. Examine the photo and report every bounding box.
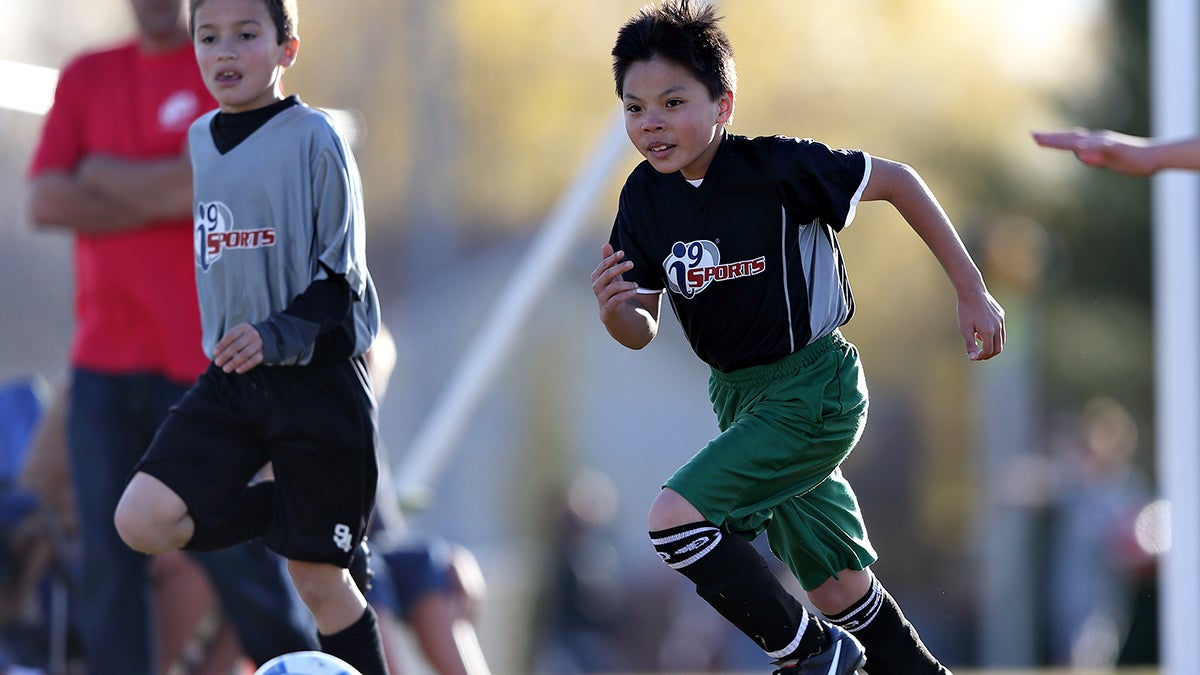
[662,240,766,299]
[195,201,276,272]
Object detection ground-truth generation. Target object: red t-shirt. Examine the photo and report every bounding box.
[29,40,216,384]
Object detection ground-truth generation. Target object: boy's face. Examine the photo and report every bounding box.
[621,56,733,181]
[193,0,298,113]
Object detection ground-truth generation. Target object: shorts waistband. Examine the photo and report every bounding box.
[710,331,846,387]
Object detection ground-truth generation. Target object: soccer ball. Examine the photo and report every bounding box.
[253,651,363,675]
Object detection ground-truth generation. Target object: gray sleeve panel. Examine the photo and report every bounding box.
[310,120,370,300]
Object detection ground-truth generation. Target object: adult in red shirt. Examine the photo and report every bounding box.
[26,1,316,672]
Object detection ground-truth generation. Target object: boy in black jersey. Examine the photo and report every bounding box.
[113,0,388,673]
[591,2,1005,674]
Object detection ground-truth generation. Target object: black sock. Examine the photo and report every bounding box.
[318,605,388,675]
[651,522,825,661]
[826,575,947,675]
[183,481,275,552]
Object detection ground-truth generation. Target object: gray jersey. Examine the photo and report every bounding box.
[189,103,380,364]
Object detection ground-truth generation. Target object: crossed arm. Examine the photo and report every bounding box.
[28,153,194,234]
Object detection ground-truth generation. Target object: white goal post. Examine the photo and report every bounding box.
[393,111,630,505]
[1151,1,1200,672]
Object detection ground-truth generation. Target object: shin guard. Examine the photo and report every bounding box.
[827,575,947,675]
[650,522,824,660]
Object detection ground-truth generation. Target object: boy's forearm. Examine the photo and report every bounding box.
[884,167,986,296]
[604,300,658,350]
[255,275,355,364]
[907,212,986,297]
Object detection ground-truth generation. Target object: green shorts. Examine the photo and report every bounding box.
[664,330,878,590]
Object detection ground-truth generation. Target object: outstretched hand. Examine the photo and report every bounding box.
[959,290,1005,361]
[214,323,264,373]
[1031,129,1156,176]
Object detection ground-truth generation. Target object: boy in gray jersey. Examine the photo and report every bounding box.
[591,2,1005,674]
[113,0,388,673]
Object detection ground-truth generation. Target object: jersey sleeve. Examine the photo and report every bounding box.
[28,57,90,176]
[608,180,665,292]
[254,273,354,365]
[311,121,370,299]
[772,137,869,232]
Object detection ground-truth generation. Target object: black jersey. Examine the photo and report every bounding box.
[609,132,869,372]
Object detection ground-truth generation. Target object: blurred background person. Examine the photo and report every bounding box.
[1045,399,1153,667]
[529,469,625,674]
[367,325,493,675]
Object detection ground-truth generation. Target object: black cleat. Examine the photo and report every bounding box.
[349,537,374,594]
[772,624,866,675]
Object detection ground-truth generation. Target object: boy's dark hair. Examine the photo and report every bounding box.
[612,0,736,101]
[189,0,298,44]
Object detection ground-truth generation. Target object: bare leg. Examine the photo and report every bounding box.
[408,594,488,675]
[192,619,253,675]
[288,560,367,635]
[375,607,408,674]
[153,551,216,674]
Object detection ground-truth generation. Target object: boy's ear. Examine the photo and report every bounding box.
[280,37,299,67]
[717,90,734,123]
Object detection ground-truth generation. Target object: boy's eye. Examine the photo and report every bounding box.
[198,35,214,44]
[665,99,684,108]
[239,32,258,41]
[625,104,642,114]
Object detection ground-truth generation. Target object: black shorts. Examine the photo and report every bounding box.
[136,357,379,568]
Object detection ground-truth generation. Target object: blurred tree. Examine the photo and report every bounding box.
[1026,0,1153,457]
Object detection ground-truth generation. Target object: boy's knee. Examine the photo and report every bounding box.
[806,568,873,615]
[647,487,703,531]
[114,501,163,553]
[114,473,190,554]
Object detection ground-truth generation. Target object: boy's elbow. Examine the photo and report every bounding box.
[864,159,927,204]
[624,336,654,351]
[879,159,921,187]
[602,297,659,350]
[610,325,657,350]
